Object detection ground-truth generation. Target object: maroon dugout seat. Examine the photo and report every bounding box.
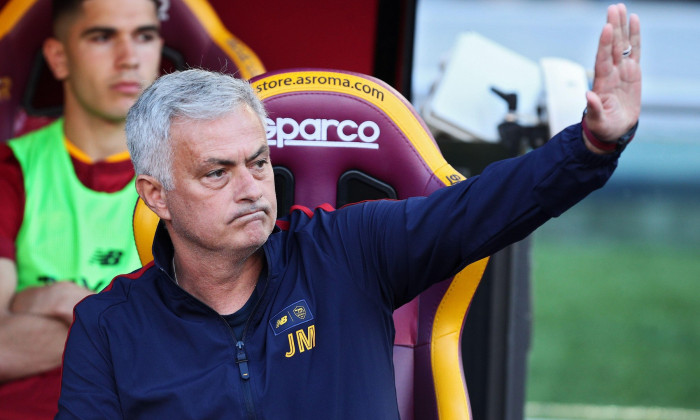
[132,68,491,420]
[0,0,265,142]
[254,68,490,420]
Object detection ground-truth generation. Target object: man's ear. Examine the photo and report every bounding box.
[43,38,69,81]
[136,175,172,221]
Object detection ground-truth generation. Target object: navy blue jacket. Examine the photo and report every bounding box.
[56,124,618,419]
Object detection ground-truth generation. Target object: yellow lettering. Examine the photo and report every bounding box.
[0,77,11,100]
[284,325,316,358]
[285,333,296,358]
[296,325,316,353]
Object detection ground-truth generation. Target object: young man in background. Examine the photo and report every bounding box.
[0,0,162,418]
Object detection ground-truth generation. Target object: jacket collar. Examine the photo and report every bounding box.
[151,220,283,280]
[151,221,176,278]
[148,222,278,337]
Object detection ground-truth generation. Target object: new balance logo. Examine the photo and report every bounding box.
[90,250,124,266]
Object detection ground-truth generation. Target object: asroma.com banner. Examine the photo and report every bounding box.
[254,71,387,102]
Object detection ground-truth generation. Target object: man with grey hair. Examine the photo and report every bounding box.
[57,4,641,419]
[126,69,268,192]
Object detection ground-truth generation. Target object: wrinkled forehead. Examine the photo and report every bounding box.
[169,107,267,153]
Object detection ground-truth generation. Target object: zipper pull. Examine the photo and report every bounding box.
[236,341,251,380]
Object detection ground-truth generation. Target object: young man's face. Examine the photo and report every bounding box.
[48,0,162,122]
[163,106,277,258]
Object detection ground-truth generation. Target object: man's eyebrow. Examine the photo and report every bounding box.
[246,145,270,163]
[134,25,161,33]
[80,27,116,38]
[80,24,160,38]
[204,157,235,167]
[201,145,269,167]
[204,144,270,166]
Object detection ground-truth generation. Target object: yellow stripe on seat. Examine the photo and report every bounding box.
[180,0,265,79]
[431,257,489,419]
[0,0,39,40]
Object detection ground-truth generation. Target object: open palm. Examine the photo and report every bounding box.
[585,3,641,142]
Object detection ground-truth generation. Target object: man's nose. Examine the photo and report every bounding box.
[235,169,263,202]
[115,38,139,69]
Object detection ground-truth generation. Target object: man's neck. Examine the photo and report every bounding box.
[62,106,129,162]
[173,247,265,315]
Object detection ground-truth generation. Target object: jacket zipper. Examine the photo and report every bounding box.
[159,255,270,420]
[233,271,269,420]
[233,339,257,420]
[235,340,250,379]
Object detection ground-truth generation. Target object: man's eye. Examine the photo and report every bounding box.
[90,34,111,43]
[136,31,160,42]
[254,159,268,169]
[206,169,225,178]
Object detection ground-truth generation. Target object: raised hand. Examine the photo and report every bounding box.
[584,3,641,147]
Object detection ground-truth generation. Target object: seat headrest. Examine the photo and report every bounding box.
[251,68,465,208]
[0,0,264,141]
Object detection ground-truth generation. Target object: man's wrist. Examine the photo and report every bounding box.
[581,110,638,153]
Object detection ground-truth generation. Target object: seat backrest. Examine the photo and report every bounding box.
[254,69,489,420]
[0,0,265,142]
[133,68,490,420]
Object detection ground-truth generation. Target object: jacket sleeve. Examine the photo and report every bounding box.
[325,123,620,308]
[55,301,123,419]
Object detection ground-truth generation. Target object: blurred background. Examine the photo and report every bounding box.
[412,1,699,418]
[1,0,696,418]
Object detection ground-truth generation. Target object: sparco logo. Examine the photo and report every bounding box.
[266,118,380,150]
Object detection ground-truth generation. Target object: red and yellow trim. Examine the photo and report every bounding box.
[64,138,130,164]
[0,0,39,41]
[180,0,265,80]
[431,257,489,419]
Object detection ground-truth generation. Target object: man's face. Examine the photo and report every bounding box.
[52,0,162,122]
[164,107,277,257]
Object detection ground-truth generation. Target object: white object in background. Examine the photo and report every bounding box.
[422,32,542,143]
[539,57,589,137]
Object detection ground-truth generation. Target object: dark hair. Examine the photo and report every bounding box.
[51,0,82,24]
[51,0,82,36]
[51,0,160,36]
